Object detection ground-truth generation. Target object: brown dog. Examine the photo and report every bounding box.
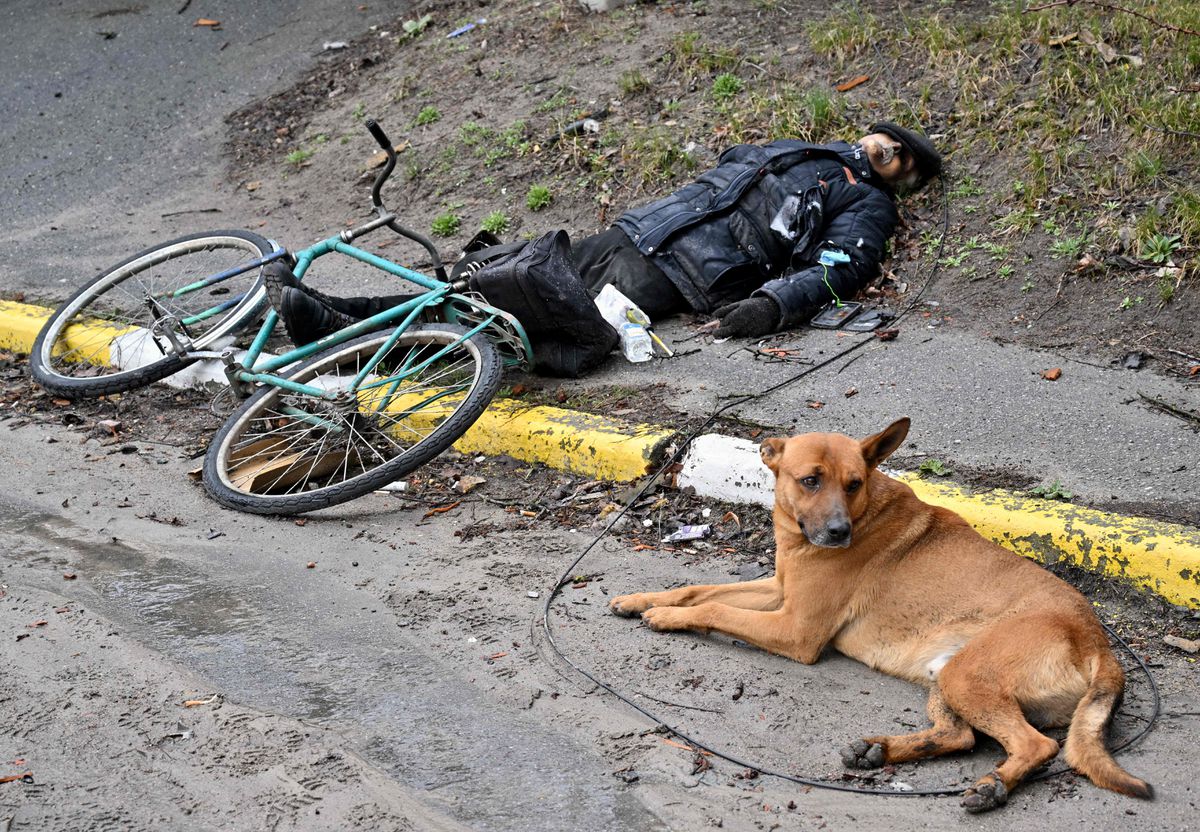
[609,418,1152,812]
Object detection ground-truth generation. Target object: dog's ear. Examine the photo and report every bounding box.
[759,437,787,471]
[860,418,910,469]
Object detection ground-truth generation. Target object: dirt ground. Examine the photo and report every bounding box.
[218,0,1198,377]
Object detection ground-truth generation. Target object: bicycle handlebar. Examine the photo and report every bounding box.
[365,118,390,150]
[366,119,397,212]
[362,118,447,280]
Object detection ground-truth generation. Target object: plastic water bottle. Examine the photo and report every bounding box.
[620,322,653,363]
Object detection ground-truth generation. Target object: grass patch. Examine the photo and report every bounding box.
[414,105,441,126]
[431,212,461,237]
[526,185,552,212]
[481,210,510,235]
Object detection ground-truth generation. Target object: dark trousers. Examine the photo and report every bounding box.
[332,226,688,321]
[571,226,688,319]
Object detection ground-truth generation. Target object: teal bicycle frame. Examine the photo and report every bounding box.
[204,233,531,415]
[152,119,531,420]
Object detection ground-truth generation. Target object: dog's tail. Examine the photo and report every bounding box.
[1064,652,1153,800]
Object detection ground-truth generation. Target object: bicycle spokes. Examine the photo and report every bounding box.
[222,334,481,496]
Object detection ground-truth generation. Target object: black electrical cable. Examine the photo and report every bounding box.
[536,174,1161,798]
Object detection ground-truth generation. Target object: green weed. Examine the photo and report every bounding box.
[481,210,510,235]
[415,106,441,126]
[918,459,952,478]
[431,212,461,237]
[949,177,985,200]
[1029,481,1073,501]
[1049,233,1088,259]
[1142,233,1182,264]
[284,148,314,166]
[711,73,744,102]
[526,185,552,212]
[402,13,432,38]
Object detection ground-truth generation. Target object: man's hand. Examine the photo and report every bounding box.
[711,296,780,339]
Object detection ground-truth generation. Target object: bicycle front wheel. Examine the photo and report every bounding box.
[203,324,503,515]
[30,230,276,399]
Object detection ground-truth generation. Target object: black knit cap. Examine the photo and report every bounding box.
[869,122,942,184]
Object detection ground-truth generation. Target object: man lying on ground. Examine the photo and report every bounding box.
[266,122,941,375]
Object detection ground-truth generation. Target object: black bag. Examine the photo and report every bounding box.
[465,230,619,378]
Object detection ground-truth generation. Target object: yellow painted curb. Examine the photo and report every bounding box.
[899,473,1200,609]
[452,399,676,483]
[0,300,52,353]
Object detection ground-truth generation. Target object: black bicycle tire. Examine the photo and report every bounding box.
[202,324,503,515]
[29,229,275,399]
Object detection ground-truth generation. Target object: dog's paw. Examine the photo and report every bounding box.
[640,605,691,632]
[961,773,1008,814]
[608,594,649,617]
[840,739,885,769]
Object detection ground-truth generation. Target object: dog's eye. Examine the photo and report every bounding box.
[846,479,863,494]
[800,475,820,489]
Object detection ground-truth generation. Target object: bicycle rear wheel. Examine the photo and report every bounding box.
[30,230,276,399]
[203,324,503,515]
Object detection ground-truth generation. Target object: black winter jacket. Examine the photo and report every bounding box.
[614,140,898,327]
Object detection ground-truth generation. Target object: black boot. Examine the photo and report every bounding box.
[263,261,418,319]
[278,286,360,345]
[263,261,347,315]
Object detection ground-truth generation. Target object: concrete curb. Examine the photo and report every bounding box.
[4,300,1198,608]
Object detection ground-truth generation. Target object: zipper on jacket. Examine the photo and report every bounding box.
[636,165,764,252]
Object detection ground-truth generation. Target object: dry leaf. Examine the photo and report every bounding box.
[1048,32,1078,46]
[486,651,508,661]
[366,142,411,169]
[422,500,462,519]
[306,561,316,569]
[0,773,31,784]
[28,620,48,628]
[62,573,77,580]
[834,74,869,92]
[875,329,900,341]
[183,694,218,707]
[454,475,486,494]
[845,386,859,398]
[245,181,261,192]
[806,400,825,410]
[1094,40,1118,64]
[1041,368,1063,381]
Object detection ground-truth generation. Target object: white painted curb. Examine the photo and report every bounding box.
[677,434,774,508]
[114,331,277,391]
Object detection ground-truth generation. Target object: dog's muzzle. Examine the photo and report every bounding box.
[805,518,852,549]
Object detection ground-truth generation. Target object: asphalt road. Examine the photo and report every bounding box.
[0,0,401,296]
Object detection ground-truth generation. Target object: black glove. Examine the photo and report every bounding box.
[711,296,781,339]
